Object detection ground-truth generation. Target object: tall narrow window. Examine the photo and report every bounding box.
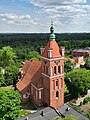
[61,78,63,88]
[36,90,38,100]
[46,66,48,74]
[56,80,58,86]
[31,86,33,94]
[56,80,59,89]
[54,66,56,74]
[39,91,41,99]
[56,91,59,99]
[53,80,55,90]
[58,66,60,73]
[44,65,45,73]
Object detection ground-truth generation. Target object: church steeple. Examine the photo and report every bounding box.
[50,21,55,40]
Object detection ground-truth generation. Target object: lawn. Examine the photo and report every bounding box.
[19,109,30,117]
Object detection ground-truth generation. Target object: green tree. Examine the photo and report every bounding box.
[64,60,74,73]
[54,115,76,120]
[0,46,16,68]
[64,83,69,95]
[84,57,90,69]
[0,67,5,86]
[26,51,41,61]
[4,65,19,85]
[66,69,90,98]
[0,87,20,120]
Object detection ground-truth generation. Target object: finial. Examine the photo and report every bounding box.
[50,20,54,34]
[50,21,55,40]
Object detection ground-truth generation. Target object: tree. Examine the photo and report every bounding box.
[0,87,20,120]
[66,69,90,98]
[84,57,90,69]
[4,65,19,85]
[0,67,5,86]
[64,83,69,95]
[54,115,76,120]
[0,46,16,68]
[64,60,74,73]
[26,51,41,61]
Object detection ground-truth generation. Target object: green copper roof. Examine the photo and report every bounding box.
[50,21,55,40]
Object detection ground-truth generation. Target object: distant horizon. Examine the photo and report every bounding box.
[0,0,90,33]
[0,32,90,34]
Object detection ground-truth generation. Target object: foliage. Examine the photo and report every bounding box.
[0,46,16,68]
[53,115,76,120]
[0,67,5,87]
[4,65,19,85]
[64,59,74,73]
[83,97,90,104]
[86,110,90,118]
[64,83,69,95]
[66,69,90,98]
[26,51,41,61]
[84,57,90,69]
[0,87,20,120]
[19,110,30,117]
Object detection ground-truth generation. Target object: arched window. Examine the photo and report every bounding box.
[56,80,59,89]
[56,91,59,99]
[61,78,63,88]
[58,66,60,73]
[54,66,56,74]
[56,80,58,86]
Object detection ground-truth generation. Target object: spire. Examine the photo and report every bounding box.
[50,21,55,40]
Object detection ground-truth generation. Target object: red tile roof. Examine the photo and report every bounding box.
[43,40,61,58]
[21,60,31,74]
[16,60,41,92]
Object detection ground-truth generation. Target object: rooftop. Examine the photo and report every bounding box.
[17,104,89,120]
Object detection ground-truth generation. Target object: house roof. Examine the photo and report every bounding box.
[21,60,31,74]
[17,104,89,120]
[16,60,41,92]
[42,40,61,58]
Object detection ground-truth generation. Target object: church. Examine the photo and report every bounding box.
[16,23,65,109]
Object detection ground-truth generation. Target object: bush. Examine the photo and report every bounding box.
[80,101,83,106]
[83,97,90,104]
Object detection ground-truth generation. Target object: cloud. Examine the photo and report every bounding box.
[30,0,87,7]
[0,13,37,25]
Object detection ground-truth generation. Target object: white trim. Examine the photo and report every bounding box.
[41,56,64,61]
[31,83,43,91]
[42,73,64,78]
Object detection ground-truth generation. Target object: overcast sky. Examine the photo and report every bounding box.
[0,0,90,33]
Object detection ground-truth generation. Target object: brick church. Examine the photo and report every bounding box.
[16,23,65,109]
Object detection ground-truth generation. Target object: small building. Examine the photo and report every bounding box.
[16,23,65,109]
[71,56,85,68]
[71,48,90,57]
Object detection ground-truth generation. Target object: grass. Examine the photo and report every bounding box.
[19,109,30,117]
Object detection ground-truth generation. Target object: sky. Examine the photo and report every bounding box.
[0,0,90,33]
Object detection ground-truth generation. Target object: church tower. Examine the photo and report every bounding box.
[41,22,65,109]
